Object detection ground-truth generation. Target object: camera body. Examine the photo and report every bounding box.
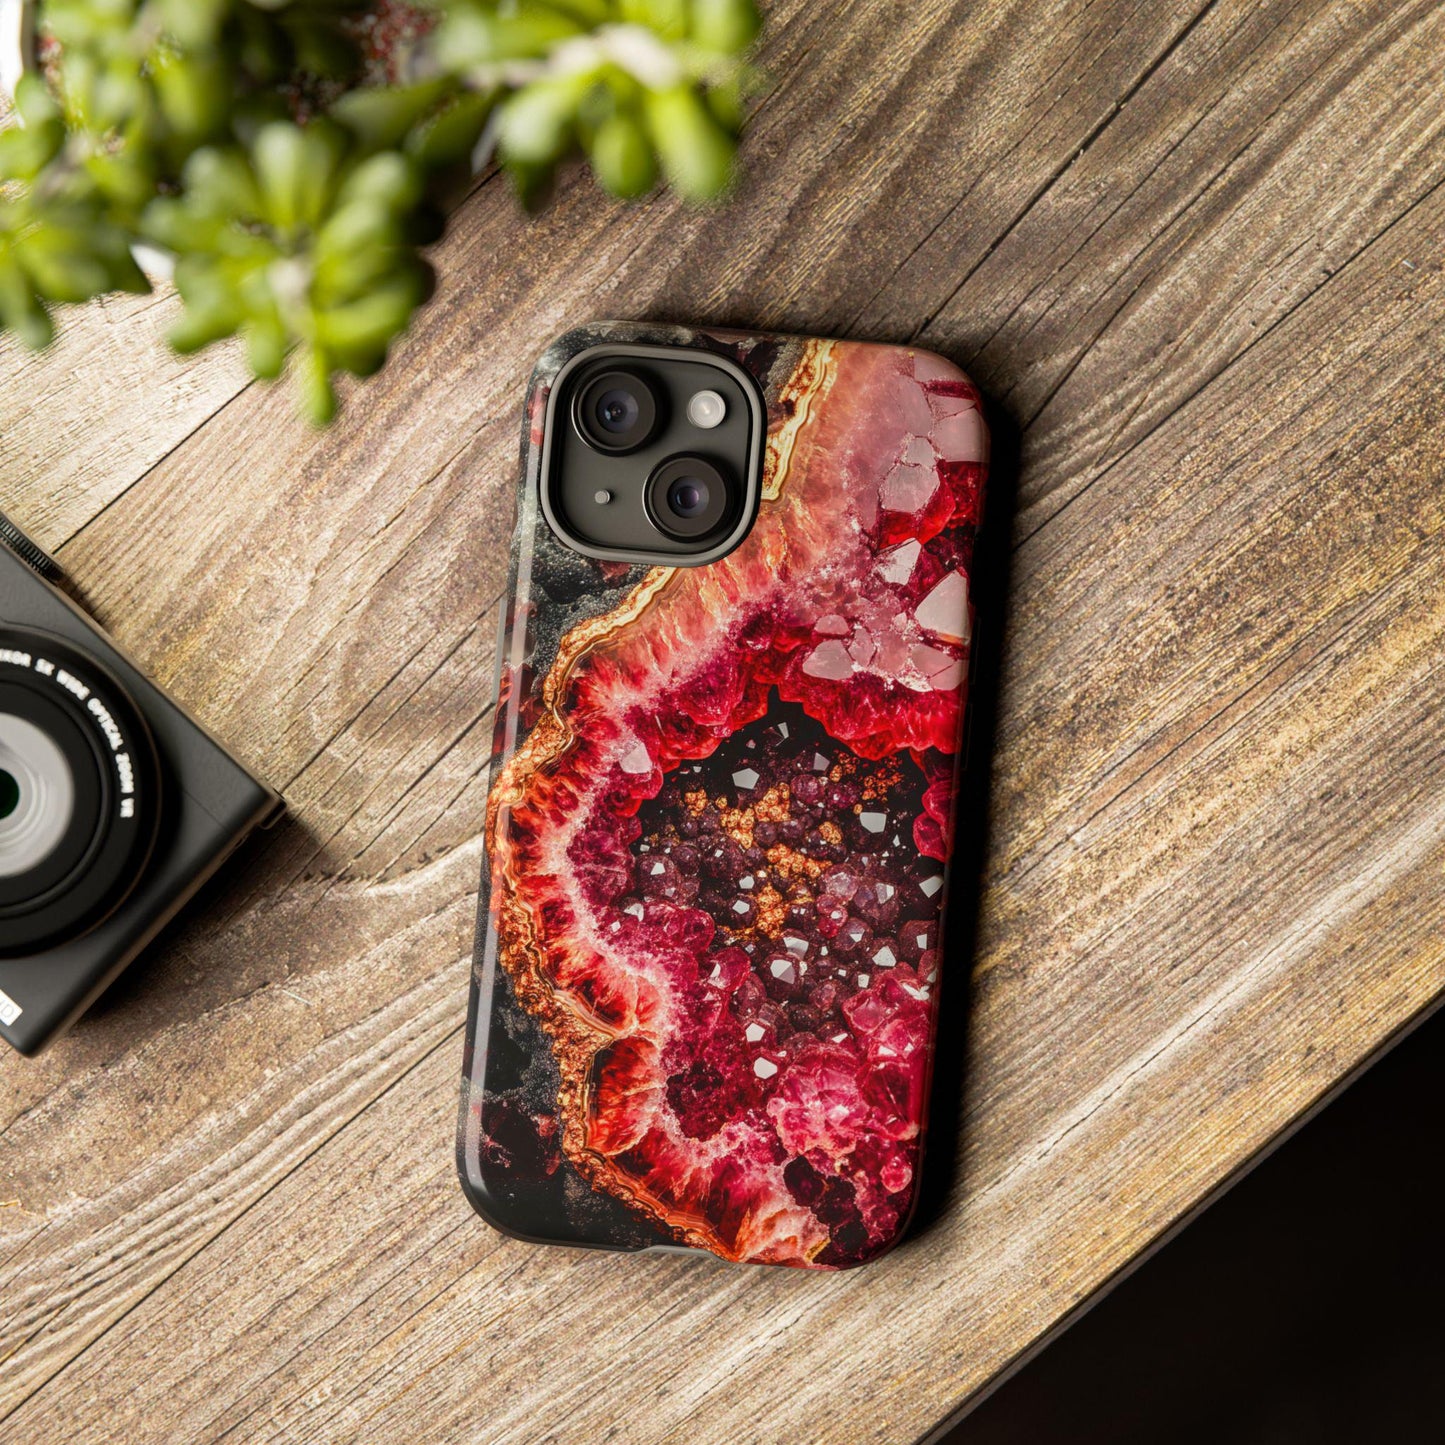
[0,515,282,1055]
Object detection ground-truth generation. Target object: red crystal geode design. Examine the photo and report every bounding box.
[481,335,986,1267]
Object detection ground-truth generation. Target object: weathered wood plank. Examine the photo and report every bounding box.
[2,0,1443,1440]
[875,0,1445,538]
[0,290,251,548]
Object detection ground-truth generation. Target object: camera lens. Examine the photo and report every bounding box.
[667,477,711,518]
[0,715,76,880]
[574,369,659,453]
[595,389,640,435]
[645,456,736,543]
[0,627,160,957]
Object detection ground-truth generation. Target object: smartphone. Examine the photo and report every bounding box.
[457,321,988,1269]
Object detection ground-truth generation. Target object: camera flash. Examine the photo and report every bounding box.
[594,489,612,505]
[687,390,727,429]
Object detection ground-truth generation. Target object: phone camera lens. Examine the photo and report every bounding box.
[667,477,710,518]
[596,389,639,435]
[646,456,735,543]
[574,369,658,453]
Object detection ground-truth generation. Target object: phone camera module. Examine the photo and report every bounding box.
[543,344,766,566]
[574,369,659,453]
[645,456,735,542]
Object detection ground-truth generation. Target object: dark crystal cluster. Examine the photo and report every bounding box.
[627,704,942,1147]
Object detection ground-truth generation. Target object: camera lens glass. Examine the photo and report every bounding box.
[595,389,640,436]
[0,715,76,880]
[645,456,736,542]
[0,627,161,957]
[667,476,710,518]
[574,370,659,453]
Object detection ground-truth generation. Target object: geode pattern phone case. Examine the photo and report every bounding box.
[459,322,988,1268]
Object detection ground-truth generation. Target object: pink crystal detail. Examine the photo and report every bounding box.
[915,571,970,645]
[881,462,939,514]
[802,639,855,681]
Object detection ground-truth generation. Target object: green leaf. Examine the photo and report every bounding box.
[154,0,233,51]
[506,156,554,210]
[587,110,656,198]
[316,275,427,374]
[621,0,688,42]
[244,312,289,378]
[339,151,424,214]
[13,74,62,129]
[150,46,230,142]
[253,121,345,232]
[0,120,66,181]
[704,71,746,132]
[167,297,239,351]
[83,146,159,214]
[19,243,113,303]
[332,80,457,153]
[297,344,338,426]
[437,5,584,69]
[315,202,406,272]
[406,88,497,171]
[0,260,55,349]
[182,146,267,219]
[496,74,591,165]
[544,0,613,26]
[690,0,761,53]
[644,84,735,201]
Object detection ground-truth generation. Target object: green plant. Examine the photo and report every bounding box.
[0,0,761,421]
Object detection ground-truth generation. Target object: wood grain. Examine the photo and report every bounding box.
[2,1,1443,1441]
[0,288,251,547]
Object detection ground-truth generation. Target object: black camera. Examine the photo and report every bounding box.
[0,510,282,1055]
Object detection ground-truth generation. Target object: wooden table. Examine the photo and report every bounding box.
[3,2,1443,1441]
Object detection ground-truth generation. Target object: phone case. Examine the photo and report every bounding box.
[458,322,988,1269]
